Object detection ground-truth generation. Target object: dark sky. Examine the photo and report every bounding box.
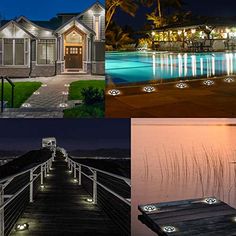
[115,0,236,30]
[0,0,105,20]
[0,119,130,151]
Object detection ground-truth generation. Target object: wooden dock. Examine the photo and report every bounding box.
[139,197,236,235]
[10,153,122,236]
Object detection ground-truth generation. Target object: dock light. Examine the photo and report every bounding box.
[204,197,217,205]
[41,84,47,87]
[59,103,68,108]
[224,77,235,83]
[62,91,69,95]
[143,205,158,212]
[64,84,70,87]
[22,103,31,108]
[175,82,188,89]
[15,223,29,231]
[33,91,40,95]
[203,80,215,86]
[143,86,156,93]
[108,89,121,96]
[86,198,93,203]
[162,226,176,233]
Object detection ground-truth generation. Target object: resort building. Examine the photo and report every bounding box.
[0,1,105,77]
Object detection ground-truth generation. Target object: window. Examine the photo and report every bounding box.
[37,39,55,64]
[94,16,100,40]
[3,39,26,66]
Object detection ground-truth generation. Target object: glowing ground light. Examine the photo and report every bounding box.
[59,103,68,108]
[86,198,93,203]
[204,197,217,204]
[41,84,47,87]
[33,91,40,95]
[143,205,158,212]
[203,80,215,86]
[15,223,29,231]
[143,86,156,93]
[62,91,69,95]
[163,226,176,233]
[64,84,70,87]
[40,185,45,189]
[73,179,78,183]
[108,89,121,96]
[22,103,31,108]
[175,82,188,89]
[69,170,72,173]
[224,77,235,83]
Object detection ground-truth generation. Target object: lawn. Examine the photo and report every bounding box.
[68,80,105,100]
[0,82,41,108]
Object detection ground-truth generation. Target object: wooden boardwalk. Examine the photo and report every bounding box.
[139,197,236,236]
[10,154,122,236]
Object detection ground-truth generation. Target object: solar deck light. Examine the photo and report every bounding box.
[62,91,69,95]
[41,84,47,87]
[22,103,31,108]
[69,170,72,174]
[108,89,121,96]
[59,103,68,108]
[204,197,217,204]
[175,81,188,89]
[143,86,156,93]
[143,205,158,212]
[86,198,93,203]
[73,179,78,183]
[15,223,29,231]
[224,77,235,83]
[64,84,70,87]
[40,185,45,189]
[203,80,215,86]
[33,91,40,95]
[162,226,176,233]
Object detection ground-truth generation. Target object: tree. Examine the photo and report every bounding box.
[106,0,138,31]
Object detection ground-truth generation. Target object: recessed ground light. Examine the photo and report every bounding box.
[15,223,29,231]
[62,91,69,95]
[224,77,235,83]
[204,197,217,204]
[64,84,70,87]
[41,84,47,87]
[143,205,158,212]
[33,91,40,95]
[203,80,215,86]
[22,103,31,108]
[108,89,121,96]
[175,82,188,89]
[143,86,156,93]
[86,198,93,203]
[162,226,176,233]
[59,103,68,108]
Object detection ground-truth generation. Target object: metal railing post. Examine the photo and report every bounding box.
[70,161,73,172]
[93,171,97,204]
[68,159,70,169]
[0,184,4,236]
[44,163,47,177]
[73,162,76,179]
[30,170,33,203]
[78,165,81,185]
[41,165,44,185]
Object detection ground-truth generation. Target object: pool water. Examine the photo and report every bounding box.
[106,51,236,85]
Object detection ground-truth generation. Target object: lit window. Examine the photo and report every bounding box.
[95,16,100,40]
[37,39,56,64]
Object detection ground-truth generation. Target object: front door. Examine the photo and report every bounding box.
[65,46,82,69]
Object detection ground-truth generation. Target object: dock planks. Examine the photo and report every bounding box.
[139,197,236,236]
[10,153,122,236]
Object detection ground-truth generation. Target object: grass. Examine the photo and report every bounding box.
[68,80,105,100]
[63,103,104,118]
[0,82,41,108]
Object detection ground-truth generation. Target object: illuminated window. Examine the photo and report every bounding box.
[37,39,55,64]
[94,16,100,40]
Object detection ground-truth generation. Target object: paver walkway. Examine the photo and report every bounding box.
[0,75,104,118]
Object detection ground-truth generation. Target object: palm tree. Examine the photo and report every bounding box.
[106,0,138,31]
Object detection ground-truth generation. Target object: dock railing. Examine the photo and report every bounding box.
[0,150,56,236]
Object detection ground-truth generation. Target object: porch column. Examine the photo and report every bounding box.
[90,34,94,74]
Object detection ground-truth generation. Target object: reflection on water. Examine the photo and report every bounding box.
[106,52,236,84]
[132,121,236,236]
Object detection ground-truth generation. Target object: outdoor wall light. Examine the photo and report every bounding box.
[224,77,235,83]
[204,197,217,204]
[15,223,29,231]
[162,226,176,233]
[64,84,70,87]
[86,198,93,203]
[41,84,47,87]
[175,82,188,89]
[33,91,40,95]
[108,89,121,96]
[62,91,69,95]
[59,103,68,108]
[143,86,156,93]
[22,103,31,108]
[143,205,158,212]
[203,80,215,86]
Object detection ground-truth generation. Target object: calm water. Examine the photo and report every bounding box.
[106,51,236,84]
[132,119,236,236]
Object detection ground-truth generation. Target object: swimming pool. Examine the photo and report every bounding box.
[106,51,236,85]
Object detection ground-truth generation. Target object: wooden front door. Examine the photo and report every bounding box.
[65,46,82,69]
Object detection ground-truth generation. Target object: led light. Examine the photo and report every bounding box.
[46,174,50,177]
[224,77,235,83]
[191,29,196,34]
[22,103,31,108]
[151,31,155,36]
[41,84,47,87]
[15,223,29,231]
[33,91,40,95]
[73,179,78,183]
[108,89,121,96]
[143,205,158,212]
[143,86,156,93]
[62,91,69,95]
[204,197,217,204]
[40,185,45,189]
[64,84,70,87]
[176,82,188,89]
[163,226,176,233]
[86,198,93,203]
[203,80,215,86]
[69,170,72,173]
[59,103,68,108]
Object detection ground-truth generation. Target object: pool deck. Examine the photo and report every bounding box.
[106,77,236,118]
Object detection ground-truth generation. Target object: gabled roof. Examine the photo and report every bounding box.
[0,20,36,38]
[77,1,105,18]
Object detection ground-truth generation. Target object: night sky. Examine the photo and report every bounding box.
[0,119,130,151]
[115,0,236,30]
[0,0,105,20]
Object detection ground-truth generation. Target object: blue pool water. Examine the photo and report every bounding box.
[106,51,236,84]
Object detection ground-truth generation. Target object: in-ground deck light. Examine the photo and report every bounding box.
[143,205,158,212]
[15,223,29,231]
[204,197,217,204]
[203,80,215,86]
[143,86,156,93]
[224,77,235,83]
[108,89,121,96]
[176,81,188,89]
[162,226,176,233]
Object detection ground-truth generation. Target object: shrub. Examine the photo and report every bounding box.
[81,86,104,105]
